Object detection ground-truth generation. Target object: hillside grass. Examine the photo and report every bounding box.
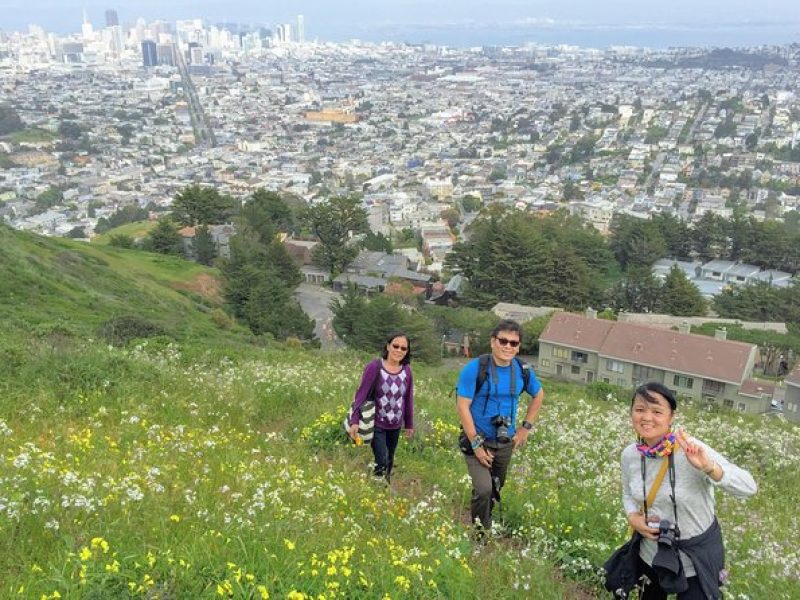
[0,330,797,599]
[4,127,58,144]
[91,221,156,244]
[0,225,242,344]
[1,225,798,598]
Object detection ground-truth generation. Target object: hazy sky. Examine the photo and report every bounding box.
[2,0,799,46]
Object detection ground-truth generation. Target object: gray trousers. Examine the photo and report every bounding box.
[464,440,514,530]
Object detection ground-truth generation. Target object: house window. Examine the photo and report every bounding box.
[673,375,694,389]
[737,403,746,412]
[702,380,725,395]
[571,365,581,375]
[602,377,610,383]
[723,399,734,409]
[607,359,624,373]
[571,351,588,364]
[540,358,550,368]
[552,347,569,359]
[617,378,627,387]
[633,365,660,382]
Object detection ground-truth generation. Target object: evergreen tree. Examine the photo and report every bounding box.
[607,266,662,313]
[660,266,706,316]
[245,189,295,234]
[143,218,183,255]
[172,185,235,227]
[194,225,216,266]
[302,196,369,279]
[690,212,730,262]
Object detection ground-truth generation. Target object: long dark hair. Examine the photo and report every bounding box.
[381,331,412,365]
[631,381,677,411]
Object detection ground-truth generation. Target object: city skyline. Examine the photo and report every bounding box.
[2,1,799,48]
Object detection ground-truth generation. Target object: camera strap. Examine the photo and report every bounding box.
[640,448,680,531]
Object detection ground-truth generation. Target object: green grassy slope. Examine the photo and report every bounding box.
[0,226,796,598]
[0,224,243,343]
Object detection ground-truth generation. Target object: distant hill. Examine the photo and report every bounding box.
[0,223,247,344]
[646,48,788,70]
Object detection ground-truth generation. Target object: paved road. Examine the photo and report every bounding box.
[295,283,342,349]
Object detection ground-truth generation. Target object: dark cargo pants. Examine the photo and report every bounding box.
[464,440,513,530]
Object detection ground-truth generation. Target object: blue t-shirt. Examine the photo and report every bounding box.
[456,357,542,441]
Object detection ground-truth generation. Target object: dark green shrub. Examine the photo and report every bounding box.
[97,315,166,346]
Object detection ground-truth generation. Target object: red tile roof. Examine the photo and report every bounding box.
[540,313,756,384]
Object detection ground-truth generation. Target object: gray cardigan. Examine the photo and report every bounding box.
[621,440,757,577]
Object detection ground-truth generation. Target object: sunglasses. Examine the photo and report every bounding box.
[495,337,520,348]
[391,343,408,351]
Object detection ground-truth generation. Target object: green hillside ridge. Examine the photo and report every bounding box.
[0,223,245,344]
[1,225,798,598]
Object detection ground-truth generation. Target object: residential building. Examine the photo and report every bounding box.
[538,311,770,413]
[785,366,800,424]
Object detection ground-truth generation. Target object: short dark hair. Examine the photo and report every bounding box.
[491,319,523,343]
[381,331,412,365]
[632,381,677,411]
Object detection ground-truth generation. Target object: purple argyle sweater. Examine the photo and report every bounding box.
[349,359,414,430]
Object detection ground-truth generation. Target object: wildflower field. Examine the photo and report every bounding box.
[1,334,798,599]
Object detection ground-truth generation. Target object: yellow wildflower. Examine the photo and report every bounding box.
[79,547,92,562]
[256,585,270,599]
[284,539,296,550]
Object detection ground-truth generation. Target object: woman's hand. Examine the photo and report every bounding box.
[628,512,659,540]
[404,428,414,440]
[676,428,715,473]
[348,423,359,441]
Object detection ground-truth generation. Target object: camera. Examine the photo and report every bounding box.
[491,415,511,443]
[657,518,678,547]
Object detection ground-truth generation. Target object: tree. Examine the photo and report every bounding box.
[244,189,295,233]
[606,266,663,313]
[440,207,461,230]
[66,226,85,238]
[660,266,706,316]
[609,214,667,271]
[171,185,235,227]
[690,212,730,262]
[58,120,84,140]
[143,217,183,255]
[221,223,310,340]
[331,289,440,363]
[0,103,23,135]
[460,195,482,213]
[302,196,369,280]
[361,231,393,253]
[194,225,216,265]
[34,186,64,213]
[109,234,135,249]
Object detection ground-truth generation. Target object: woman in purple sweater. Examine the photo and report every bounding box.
[347,332,415,481]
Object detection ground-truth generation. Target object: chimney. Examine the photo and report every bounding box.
[715,327,727,341]
[678,320,691,335]
[585,307,597,319]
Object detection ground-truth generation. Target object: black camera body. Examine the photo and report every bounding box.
[657,518,678,547]
[491,415,512,443]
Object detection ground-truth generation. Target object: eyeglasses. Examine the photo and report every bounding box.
[391,343,408,351]
[495,337,520,348]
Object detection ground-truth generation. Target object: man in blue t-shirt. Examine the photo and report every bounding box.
[456,319,544,532]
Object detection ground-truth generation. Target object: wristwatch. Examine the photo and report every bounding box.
[521,420,534,431]
[471,434,485,450]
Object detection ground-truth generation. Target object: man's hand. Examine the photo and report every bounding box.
[475,446,494,468]
[512,427,531,450]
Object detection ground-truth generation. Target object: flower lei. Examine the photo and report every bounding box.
[636,430,678,458]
